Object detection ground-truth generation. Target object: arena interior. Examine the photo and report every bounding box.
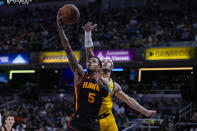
[0,0,197,130]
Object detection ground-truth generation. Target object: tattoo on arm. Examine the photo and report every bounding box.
[57,25,79,73]
[66,50,80,73]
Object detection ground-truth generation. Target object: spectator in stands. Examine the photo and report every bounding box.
[0,112,15,131]
[191,112,197,122]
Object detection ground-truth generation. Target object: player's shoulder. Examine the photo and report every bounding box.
[74,64,85,85]
[113,81,122,92]
[108,77,119,87]
[77,64,85,74]
[0,126,5,131]
[112,80,120,87]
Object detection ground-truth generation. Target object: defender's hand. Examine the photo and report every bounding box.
[97,78,109,97]
[82,22,97,32]
[145,110,157,117]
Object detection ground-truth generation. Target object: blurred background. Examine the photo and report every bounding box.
[0,0,197,130]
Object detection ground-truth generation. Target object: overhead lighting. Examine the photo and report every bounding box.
[9,70,35,80]
[0,1,4,6]
[112,68,124,71]
[138,67,193,82]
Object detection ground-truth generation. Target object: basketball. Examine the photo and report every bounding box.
[61,4,80,25]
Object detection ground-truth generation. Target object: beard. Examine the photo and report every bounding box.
[102,68,111,73]
[87,68,93,75]
[87,68,101,75]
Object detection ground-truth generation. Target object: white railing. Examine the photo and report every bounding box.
[122,124,138,131]
[179,103,194,121]
[122,124,160,131]
[0,100,17,112]
[174,123,197,131]
[42,35,58,50]
[122,119,163,131]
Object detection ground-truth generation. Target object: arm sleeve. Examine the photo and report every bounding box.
[85,31,93,47]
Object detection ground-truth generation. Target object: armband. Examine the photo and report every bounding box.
[85,31,93,47]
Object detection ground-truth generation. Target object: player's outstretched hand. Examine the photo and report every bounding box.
[82,22,97,32]
[145,110,157,117]
[57,8,63,28]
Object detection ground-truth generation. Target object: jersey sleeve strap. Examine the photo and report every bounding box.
[76,73,87,87]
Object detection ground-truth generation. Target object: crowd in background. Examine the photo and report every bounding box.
[112,96,181,130]
[110,69,192,94]
[0,68,194,130]
[1,3,197,53]
[0,1,197,131]
[0,7,56,53]
[0,92,182,130]
[1,96,73,131]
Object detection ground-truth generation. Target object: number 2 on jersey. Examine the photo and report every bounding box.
[88,92,96,103]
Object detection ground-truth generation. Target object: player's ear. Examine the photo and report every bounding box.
[111,63,114,70]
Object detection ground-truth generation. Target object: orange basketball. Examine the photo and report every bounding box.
[61,4,80,25]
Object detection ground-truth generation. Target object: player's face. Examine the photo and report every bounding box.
[102,58,113,70]
[5,116,15,127]
[87,57,101,71]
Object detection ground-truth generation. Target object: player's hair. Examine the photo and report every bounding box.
[110,60,114,68]
[4,112,15,121]
[103,58,114,68]
[92,56,102,68]
[87,56,102,75]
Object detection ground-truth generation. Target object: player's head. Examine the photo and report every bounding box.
[87,56,102,73]
[4,112,15,127]
[101,58,113,72]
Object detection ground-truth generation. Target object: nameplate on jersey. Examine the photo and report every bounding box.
[82,82,100,92]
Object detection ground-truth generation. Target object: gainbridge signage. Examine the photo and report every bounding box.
[146,47,195,60]
[39,51,81,63]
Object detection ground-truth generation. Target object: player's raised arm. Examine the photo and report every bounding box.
[57,9,84,82]
[114,82,156,117]
[82,22,97,62]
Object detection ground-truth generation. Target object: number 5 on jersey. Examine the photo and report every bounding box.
[88,92,96,103]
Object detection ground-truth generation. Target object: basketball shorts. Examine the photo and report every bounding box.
[99,113,118,131]
[68,113,100,131]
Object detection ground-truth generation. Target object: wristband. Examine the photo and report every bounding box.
[85,31,93,47]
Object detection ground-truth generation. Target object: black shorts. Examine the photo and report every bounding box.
[67,113,100,131]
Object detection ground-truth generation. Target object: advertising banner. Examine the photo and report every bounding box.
[146,47,195,60]
[39,51,81,63]
[94,49,135,62]
[0,53,29,64]
[0,73,8,83]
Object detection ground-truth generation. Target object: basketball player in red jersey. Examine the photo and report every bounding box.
[0,113,15,131]
[57,9,109,131]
